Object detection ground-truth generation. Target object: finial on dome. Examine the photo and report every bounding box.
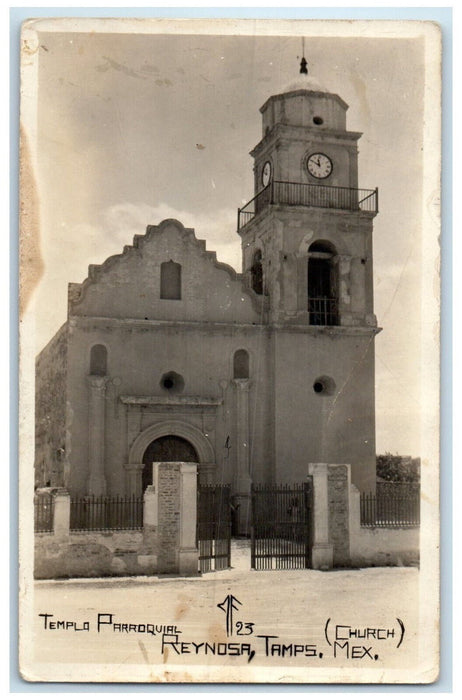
[299,37,308,74]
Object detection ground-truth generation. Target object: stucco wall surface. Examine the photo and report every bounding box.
[64,320,273,495]
[35,324,68,487]
[349,486,419,566]
[274,331,376,492]
[34,531,145,579]
[350,527,420,567]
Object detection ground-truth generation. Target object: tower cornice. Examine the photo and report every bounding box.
[260,89,349,114]
[250,124,363,158]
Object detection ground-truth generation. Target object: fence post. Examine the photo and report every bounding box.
[53,488,70,541]
[348,484,361,564]
[178,463,199,575]
[307,464,334,570]
[137,467,159,573]
[143,480,158,529]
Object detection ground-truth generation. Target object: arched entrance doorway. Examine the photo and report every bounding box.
[142,435,199,492]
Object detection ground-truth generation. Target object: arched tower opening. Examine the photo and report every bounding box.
[307,241,339,326]
[250,249,264,295]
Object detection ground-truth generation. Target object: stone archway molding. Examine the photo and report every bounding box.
[128,420,215,465]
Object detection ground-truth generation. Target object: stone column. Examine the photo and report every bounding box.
[125,463,144,495]
[198,462,216,485]
[308,463,334,570]
[178,463,199,575]
[233,379,252,535]
[53,488,70,541]
[87,375,107,495]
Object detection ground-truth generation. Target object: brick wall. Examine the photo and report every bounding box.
[157,464,181,573]
[327,464,350,566]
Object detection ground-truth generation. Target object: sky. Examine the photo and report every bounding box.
[22,19,436,457]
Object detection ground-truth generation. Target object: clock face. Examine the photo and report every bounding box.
[262,161,272,187]
[307,153,333,179]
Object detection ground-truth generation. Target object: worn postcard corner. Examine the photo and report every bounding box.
[18,17,441,684]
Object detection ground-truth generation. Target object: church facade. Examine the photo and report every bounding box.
[35,75,380,525]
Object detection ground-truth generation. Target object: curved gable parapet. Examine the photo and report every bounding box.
[68,219,261,324]
[145,220,242,283]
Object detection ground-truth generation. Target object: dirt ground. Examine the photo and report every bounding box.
[22,540,431,684]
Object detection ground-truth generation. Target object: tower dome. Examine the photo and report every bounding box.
[259,73,348,135]
[280,73,329,94]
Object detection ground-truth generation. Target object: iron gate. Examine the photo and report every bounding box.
[251,480,313,570]
[196,484,231,573]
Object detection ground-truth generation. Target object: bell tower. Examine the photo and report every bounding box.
[238,66,378,329]
[237,62,380,493]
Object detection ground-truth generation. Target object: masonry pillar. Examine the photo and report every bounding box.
[144,461,160,532]
[233,379,252,535]
[53,488,70,541]
[326,464,351,566]
[137,478,158,574]
[179,463,199,575]
[87,375,107,495]
[308,463,334,569]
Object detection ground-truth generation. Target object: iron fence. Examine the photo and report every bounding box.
[34,492,54,533]
[197,484,231,573]
[251,481,313,570]
[70,495,143,531]
[360,484,420,528]
[238,181,378,230]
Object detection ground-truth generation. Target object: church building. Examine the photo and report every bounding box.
[35,68,380,533]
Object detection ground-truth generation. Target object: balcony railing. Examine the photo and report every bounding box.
[308,297,338,326]
[237,180,378,231]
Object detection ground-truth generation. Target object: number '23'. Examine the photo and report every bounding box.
[236,621,254,636]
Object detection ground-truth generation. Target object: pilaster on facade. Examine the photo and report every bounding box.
[232,378,252,495]
[124,463,144,495]
[198,462,216,485]
[87,375,108,496]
